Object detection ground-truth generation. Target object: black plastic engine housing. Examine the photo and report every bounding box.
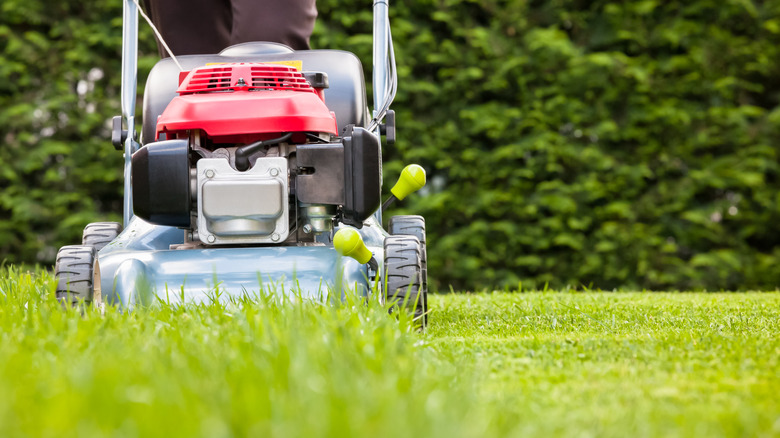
[295,127,382,228]
[132,139,191,227]
[341,127,382,227]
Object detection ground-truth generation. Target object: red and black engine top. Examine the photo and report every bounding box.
[155,63,338,144]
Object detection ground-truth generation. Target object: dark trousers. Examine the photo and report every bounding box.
[142,0,317,56]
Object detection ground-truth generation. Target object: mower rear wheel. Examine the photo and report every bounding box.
[82,222,122,252]
[383,235,426,328]
[54,245,102,307]
[388,215,428,325]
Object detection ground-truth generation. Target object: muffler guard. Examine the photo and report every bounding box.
[196,157,290,245]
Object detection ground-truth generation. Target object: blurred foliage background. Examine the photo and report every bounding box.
[2,0,780,291]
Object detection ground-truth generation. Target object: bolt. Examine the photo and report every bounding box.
[270,168,279,177]
[207,235,216,243]
[271,233,281,242]
[302,224,313,234]
[205,169,215,178]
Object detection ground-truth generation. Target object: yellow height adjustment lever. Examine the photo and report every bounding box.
[382,164,427,212]
[334,227,378,270]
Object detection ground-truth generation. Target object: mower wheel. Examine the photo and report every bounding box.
[54,245,102,307]
[82,222,122,251]
[384,235,426,328]
[388,215,428,325]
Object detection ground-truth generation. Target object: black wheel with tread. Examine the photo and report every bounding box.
[383,235,426,328]
[388,215,426,243]
[54,245,102,306]
[82,222,122,251]
[388,215,428,325]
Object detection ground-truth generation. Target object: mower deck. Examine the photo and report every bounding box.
[99,218,385,307]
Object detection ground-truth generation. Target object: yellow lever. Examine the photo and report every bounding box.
[390,164,426,201]
[334,228,373,265]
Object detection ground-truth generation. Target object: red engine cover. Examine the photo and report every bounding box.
[156,63,338,142]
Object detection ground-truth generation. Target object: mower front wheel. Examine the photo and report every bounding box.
[54,245,102,307]
[383,235,426,328]
[82,222,122,251]
[388,215,428,325]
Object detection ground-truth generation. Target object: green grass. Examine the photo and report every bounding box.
[1,266,779,437]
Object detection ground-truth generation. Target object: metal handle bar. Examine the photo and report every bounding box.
[121,0,139,227]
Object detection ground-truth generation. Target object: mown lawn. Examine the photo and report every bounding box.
[0,266,778,437]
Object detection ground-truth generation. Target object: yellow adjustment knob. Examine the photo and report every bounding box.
[390,164,426,201]
[333,228,373,264]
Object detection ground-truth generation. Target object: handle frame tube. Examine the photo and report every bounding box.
[372,0,390,225]
[121,0,139,227]
[372,0,389,115]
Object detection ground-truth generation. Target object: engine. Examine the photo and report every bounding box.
[132,63,381,246]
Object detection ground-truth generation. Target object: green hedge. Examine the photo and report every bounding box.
[1,1,125,262]
[3,0,780,291]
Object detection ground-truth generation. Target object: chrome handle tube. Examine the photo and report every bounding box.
[372,0,390,225]
[121,0,139,227]
[372,0,389,121]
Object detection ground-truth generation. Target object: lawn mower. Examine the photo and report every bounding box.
[53,0,429,325]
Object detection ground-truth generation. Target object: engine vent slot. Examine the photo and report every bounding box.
[250,66,311,90]
[178,63,314,95]
[184,67,233,93]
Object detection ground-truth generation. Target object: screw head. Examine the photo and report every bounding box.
[270,168,279,177]
[207,235,216,243]
[302,224,313,234]
[271,233,281,242]
[205,169,215,178]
